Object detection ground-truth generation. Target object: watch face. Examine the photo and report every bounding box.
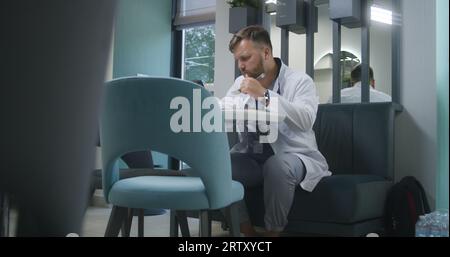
[264,90,270,107]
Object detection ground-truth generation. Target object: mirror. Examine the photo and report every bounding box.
[268,0,393,103]
[314,50,360,103]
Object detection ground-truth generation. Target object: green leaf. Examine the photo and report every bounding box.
[226,0,259,9]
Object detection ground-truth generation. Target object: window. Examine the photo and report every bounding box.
[182,24,215,84]
[180,24,216,170]
[174,1,216,170]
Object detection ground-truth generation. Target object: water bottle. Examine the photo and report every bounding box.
[437,209,449,237]
[429,214,441,237]
[415,215,428,237]
[428,211,450,237]
[443,218,449,237]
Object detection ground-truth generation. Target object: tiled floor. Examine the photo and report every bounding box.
[7,190,230,237]
[81,205,230,237]
[7,204,318,237]
[82,190,232,237]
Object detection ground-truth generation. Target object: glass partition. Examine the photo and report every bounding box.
[268,0,394,103]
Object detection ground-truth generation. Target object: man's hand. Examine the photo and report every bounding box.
[240,74,266,99]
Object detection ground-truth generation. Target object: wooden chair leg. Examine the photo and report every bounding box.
[138,209,144,237]
[176,211,190,237]
[224,203,240,237]
[199,210,211,237]
[170,210,179,237]
[120,208,133,237]
[221,220,229,231]
[105,206,128,237]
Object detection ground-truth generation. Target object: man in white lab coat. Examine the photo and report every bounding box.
[224,25,331,236]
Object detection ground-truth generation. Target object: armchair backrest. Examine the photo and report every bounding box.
[100,77,232,209]
[313,103,395,180]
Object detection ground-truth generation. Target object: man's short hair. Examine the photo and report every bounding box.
[351,64,374,82]
[229,25,272,53]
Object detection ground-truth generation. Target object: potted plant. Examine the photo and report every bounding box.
[227,0,261,34]
[227,0,259,8]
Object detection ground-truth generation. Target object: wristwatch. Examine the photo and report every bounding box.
[264,89,270,107]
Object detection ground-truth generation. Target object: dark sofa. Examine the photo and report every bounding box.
[244,102,395,236]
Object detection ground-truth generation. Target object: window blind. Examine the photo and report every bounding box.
[174,0,216,28]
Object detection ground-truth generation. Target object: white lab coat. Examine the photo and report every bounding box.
[224,61,331,192]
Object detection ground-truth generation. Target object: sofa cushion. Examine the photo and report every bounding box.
[245,175,392,226]
[313,103,395,179]
[288,175,393,223]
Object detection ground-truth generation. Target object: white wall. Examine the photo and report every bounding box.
[396,0,437,208]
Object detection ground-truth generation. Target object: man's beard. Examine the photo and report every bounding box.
[242,56,265,78]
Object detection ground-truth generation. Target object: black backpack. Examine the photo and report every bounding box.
[384,176,431,237]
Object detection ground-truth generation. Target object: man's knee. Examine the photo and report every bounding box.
[263,154,302,182]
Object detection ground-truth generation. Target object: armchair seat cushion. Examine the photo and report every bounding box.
[289,175,393,224]
[109,176,243,211]
[92,168,185,190]
[246,175,392,226]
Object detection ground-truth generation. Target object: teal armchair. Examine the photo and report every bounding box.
[100,77,243,237]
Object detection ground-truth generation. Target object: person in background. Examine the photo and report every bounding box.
[329,64,392,103]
